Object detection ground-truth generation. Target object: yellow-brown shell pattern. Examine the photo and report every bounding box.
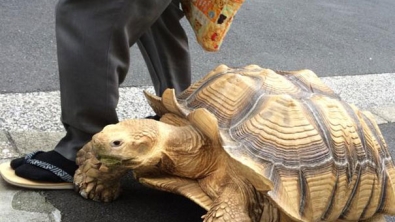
[175,64,395,221]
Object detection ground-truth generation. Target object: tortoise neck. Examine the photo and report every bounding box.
[162,124,222,178]
[165,125,207,153]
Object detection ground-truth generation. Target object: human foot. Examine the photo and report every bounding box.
[10,151,77,183]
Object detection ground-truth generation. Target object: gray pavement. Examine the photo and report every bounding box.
[1,0,395,221]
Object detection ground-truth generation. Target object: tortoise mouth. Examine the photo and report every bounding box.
[97,154,134,167]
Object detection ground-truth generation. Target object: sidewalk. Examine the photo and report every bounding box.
[0,131,64,222]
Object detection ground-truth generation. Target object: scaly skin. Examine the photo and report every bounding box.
[74,119,161,202]
[74,141,128,202]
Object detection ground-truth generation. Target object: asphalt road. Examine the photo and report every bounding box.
[1,0,395,93]
[1,0,395,221]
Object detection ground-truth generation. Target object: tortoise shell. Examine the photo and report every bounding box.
[144,64,395,221]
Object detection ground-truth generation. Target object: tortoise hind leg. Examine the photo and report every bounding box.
[74,142,128,202]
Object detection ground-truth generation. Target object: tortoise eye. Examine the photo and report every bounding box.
[110,140,123,147]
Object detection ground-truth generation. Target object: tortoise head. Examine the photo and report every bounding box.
[91,119,162,169]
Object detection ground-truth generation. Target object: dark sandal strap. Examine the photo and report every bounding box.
[24,151,73,182]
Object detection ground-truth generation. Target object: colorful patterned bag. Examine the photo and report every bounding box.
[181,0,245,51]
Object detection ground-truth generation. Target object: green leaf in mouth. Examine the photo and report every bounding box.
[98,155,123,166]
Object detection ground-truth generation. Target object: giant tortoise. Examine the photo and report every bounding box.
[74,64,395,221]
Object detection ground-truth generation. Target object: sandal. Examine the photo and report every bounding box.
[0,151,74,189]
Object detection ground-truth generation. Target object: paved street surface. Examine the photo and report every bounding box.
[1,0,395,221]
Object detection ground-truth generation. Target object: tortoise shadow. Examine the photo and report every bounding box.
[44,172,206,222]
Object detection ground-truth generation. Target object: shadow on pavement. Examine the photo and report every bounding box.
[45,173,205,222]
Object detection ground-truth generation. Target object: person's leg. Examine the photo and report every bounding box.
[11,0,172,183]
[137,0,191,96]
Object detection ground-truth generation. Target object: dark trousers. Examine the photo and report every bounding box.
[54,0,191,161]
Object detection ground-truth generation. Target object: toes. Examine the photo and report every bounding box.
[10,157,25,169]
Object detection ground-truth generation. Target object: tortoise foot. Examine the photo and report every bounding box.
[74,167,122,202]
[73,142,126,202]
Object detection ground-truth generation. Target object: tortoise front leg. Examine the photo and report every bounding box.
[202,181,265,222]
[74,142,128,202]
